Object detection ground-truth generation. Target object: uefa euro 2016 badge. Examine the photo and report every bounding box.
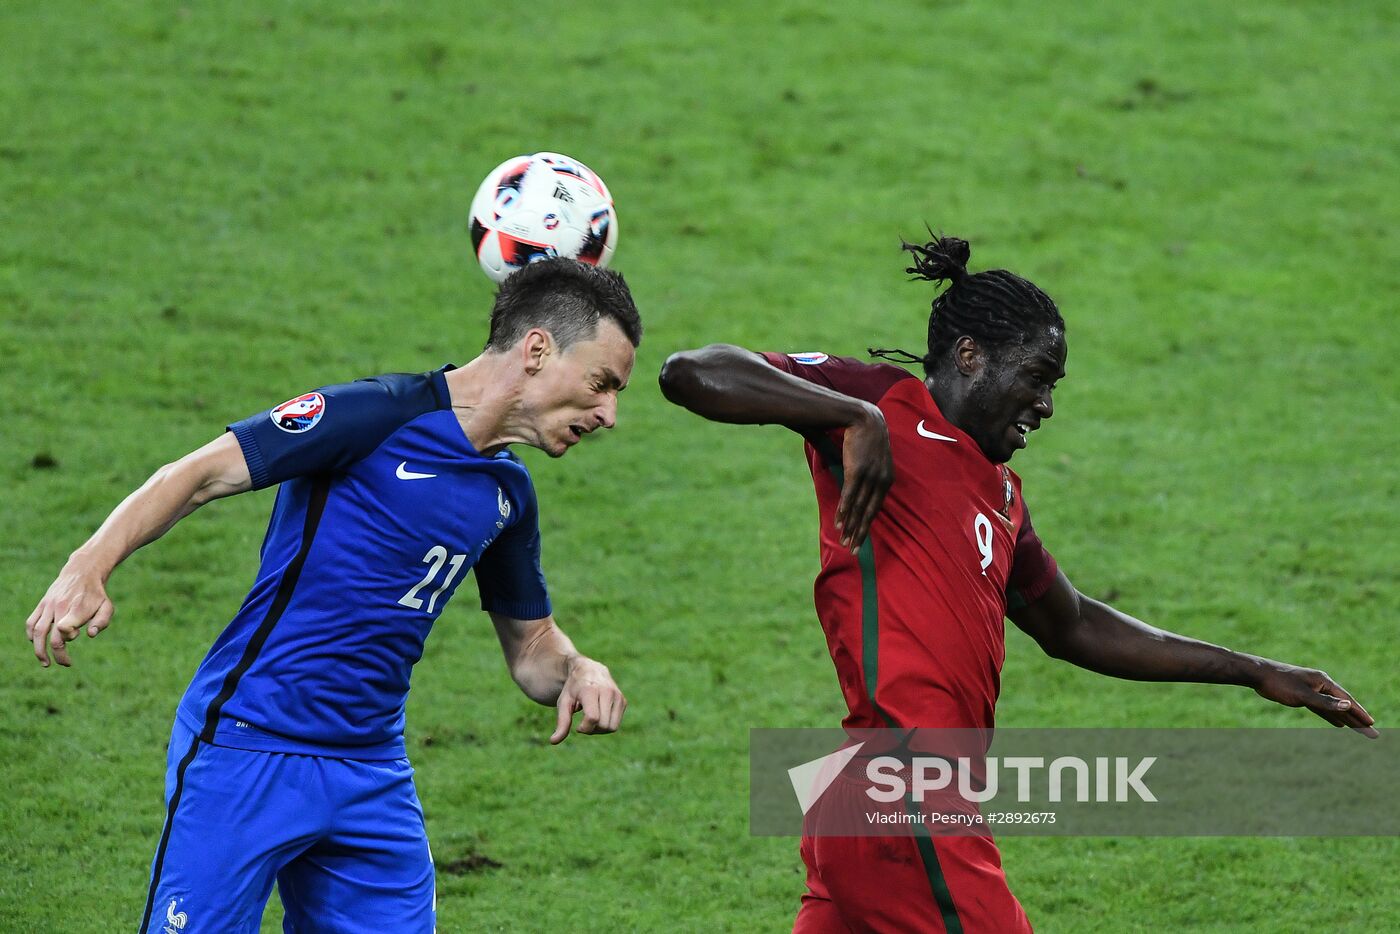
[788,352,829,365]
[270,392,326,433]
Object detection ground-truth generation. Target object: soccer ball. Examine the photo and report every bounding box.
[469,152,618,283]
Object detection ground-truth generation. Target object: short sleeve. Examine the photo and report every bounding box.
[1005,504,1059,611]
[760,352,917,406]
[227,373,442,490]
[474,486,552,620]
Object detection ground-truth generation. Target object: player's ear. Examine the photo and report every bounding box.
[521,328,555,375]
[952,336,984,377]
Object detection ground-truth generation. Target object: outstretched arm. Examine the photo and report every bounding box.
[1010,570,1378,737]
[658,343,893,550]
[26,432,253,667]
[489,613,626,745]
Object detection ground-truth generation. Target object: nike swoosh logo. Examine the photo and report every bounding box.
[395,462,436,480]
[915,421,957,442]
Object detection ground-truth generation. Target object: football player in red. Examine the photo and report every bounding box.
[658,234,1377,933]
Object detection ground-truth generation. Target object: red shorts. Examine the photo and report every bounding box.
[792,770,1031,933]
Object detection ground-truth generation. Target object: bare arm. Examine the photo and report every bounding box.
[658,343,893,550]
[489,612,626,744]
[1010,570,1378,737]
[26,432,253,667]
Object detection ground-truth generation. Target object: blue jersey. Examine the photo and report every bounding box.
[174,366,551,759]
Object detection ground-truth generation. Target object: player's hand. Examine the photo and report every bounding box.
[835,403,893,553]
[1252,662,1378,738]
[26,561,115,668]
[550,656,626,745]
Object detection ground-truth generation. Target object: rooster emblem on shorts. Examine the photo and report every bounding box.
[163,898,188,933]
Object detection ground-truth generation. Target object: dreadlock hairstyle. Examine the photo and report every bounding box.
[869,233,1063,375]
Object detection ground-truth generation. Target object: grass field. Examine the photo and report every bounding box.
[3,1,1397,930]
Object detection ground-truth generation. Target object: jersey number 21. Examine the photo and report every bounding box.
[398,545,468,614]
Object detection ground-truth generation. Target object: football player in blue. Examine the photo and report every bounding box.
[25,258,641,933]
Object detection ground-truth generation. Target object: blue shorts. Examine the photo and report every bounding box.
[140,720,435,933]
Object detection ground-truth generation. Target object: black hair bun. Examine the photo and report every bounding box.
[901,233,970,285]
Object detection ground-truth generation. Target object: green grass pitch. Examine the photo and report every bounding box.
[2,1,1397,930]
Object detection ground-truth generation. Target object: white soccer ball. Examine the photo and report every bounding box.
[469,152,618,283]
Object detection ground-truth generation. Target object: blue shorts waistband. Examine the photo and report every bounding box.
[175,709,408,760]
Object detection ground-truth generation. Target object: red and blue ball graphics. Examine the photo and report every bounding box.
[469,152,618,283]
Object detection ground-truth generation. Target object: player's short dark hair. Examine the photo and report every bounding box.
[485,258,642,353]
[871,233,1064,373]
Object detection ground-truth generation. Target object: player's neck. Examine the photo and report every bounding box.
[443,355,531,455]
[924,375,971,432]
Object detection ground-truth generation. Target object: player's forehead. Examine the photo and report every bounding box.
[1010,328,1067,377]
[564,319,635,387]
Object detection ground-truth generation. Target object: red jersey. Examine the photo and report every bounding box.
[764,352,1059,732]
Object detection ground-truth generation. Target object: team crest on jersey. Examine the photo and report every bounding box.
[996,465,1016,526]
[270,392,326,433]
[496,486,511,528]
[788,352,828,365]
